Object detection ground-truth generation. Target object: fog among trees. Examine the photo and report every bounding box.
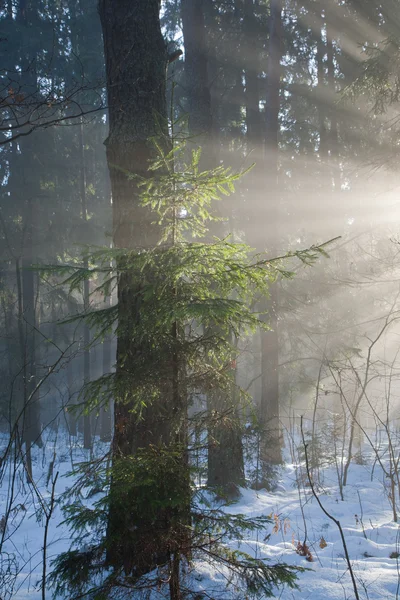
[2,1,400,599]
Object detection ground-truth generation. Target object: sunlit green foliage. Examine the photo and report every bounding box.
[49,133,327,598]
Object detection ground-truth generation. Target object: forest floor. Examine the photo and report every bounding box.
[196,458,400,599]
[2,429,400,600]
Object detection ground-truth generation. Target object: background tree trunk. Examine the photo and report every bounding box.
[182,0,245,495]
[78,121,92,450]
[258,0,284,479]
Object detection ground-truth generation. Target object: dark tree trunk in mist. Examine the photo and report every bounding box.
[20,208,43,479]
[99,167,113,444]
[244,0,262,146]
[265,0,282,199]
[69,0,96,447]
[182,0,245,495]
[0,270,14,393]
[243,0,265,446]
[16,159,43,479]
[6,138,42,478]
[79,121,92,450]
[16,0,43,479]
[244,0,264,239]
[326,23,339,189]
[3,128,43,472]
[67,352,77,437]
[181,0,212,142]
[315,12,339,213]
[99,293,112,442]
[316,23,328,157]
[258,0,284,478]
[207,362,245,494]
[100,0,189,577]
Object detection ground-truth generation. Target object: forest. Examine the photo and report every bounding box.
[1,0,400,599]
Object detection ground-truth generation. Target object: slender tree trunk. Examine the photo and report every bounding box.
[181,0,213,142]
[99,293,112,442]
[316,24,328,157]
[16,0,43,471]
[243,0,265,446]
[0,270,14,400]
[79,121,92,450]
[258,0,284,479]
[182,0,245,495]
[21,227,40,480]
[100,167,113,443]
[326,23,339,189]
[67,351,77,437]
[244,0,261,148]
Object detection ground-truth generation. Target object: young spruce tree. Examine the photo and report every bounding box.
[50,128,328,599]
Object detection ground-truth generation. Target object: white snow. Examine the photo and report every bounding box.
[2,431,400,599]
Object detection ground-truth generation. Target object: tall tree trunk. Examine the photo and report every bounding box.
[243,0,264,442]
[99,292,112,442]
[0,269,14,406]
[316,22,328,157]
[258,0,284,480]
[21,205,43,480]
[16,0,43,478]
[244,0,262,148]
[326,22,339,190]
[100,148,113,443]
[67,349,78,437]
[68,0,92,448]
[182,0,245,495]
[181,0,212,143]
[79,121,92,450]
[207,350,245,494]
[99,0,189,577]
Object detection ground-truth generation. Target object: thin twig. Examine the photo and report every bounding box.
[300,416,361,600]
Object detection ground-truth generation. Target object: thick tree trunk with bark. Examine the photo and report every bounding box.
[99,0,189,577]
[99,0,167,251]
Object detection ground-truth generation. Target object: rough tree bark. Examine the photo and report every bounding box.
[99,0,188,578]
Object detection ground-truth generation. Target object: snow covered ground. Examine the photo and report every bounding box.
[2,430,400,600]
[215,467,400,599]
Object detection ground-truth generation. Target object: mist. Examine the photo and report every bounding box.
[1,1,400,599]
